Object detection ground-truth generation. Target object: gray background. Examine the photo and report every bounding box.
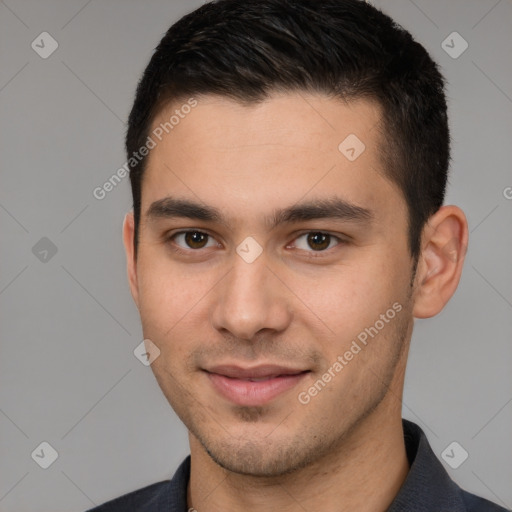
[0,0,511,511]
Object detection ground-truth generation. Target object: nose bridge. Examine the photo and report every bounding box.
[210,250,291,340]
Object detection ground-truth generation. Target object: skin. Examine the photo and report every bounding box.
[123,92,468,512]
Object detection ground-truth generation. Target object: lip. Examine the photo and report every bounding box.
[204,365,310,407]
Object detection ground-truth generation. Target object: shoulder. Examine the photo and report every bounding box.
[395,420,509,512]
[461,489,510,512]
[84,480,171,512]
[83,456,191,511]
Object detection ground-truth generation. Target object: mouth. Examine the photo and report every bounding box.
[203,364,311,407]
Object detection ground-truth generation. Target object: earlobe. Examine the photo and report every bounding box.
[412,206,468,319]
[122,212,140,308]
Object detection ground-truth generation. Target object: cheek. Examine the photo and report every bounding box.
[136,265,201,381]
[135,250,225,364]
[289,251,410,348]
[135,252,198,334]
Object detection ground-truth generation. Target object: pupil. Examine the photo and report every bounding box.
[308,232,329,251]
[186,231,207,248]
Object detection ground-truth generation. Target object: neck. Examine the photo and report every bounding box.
[187,402,409,512]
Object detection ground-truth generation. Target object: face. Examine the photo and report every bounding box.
[126,92,418,477]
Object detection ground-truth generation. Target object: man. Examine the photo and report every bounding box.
[87,0,508,510]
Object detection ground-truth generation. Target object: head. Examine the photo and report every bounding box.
[123,0,468,477]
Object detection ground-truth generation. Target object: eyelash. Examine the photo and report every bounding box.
[165,230,345,258]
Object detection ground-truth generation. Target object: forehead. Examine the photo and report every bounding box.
[151,92,381,159]
[141,92,406,225]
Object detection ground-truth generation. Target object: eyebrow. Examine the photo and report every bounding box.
[146,196,373,230]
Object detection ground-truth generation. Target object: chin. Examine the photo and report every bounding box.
[206,442,311,477]
[196,425,335,478]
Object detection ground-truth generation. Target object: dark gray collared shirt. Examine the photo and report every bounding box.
[86,420,509,511]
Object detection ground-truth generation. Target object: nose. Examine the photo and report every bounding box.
[210,251,293,341]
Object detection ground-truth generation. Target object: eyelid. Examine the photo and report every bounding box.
[289,231,344,254]
[166,229,221,251]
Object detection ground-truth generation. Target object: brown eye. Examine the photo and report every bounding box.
[292,231,341,254]
[171,231,215,250]
[307,232,331,251]
[184,231,209,249]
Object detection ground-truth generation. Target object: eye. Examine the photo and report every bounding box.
[170,230,219,250]
[292,232,341,252]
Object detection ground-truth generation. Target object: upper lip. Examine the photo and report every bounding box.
[205,364,309,379]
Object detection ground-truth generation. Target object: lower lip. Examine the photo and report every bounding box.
[206,371,309,407]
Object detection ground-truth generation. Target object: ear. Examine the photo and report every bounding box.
[412,205,468,319]
[123,212,140,308]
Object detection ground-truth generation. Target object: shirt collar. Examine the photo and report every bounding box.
[387,419,466,511]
